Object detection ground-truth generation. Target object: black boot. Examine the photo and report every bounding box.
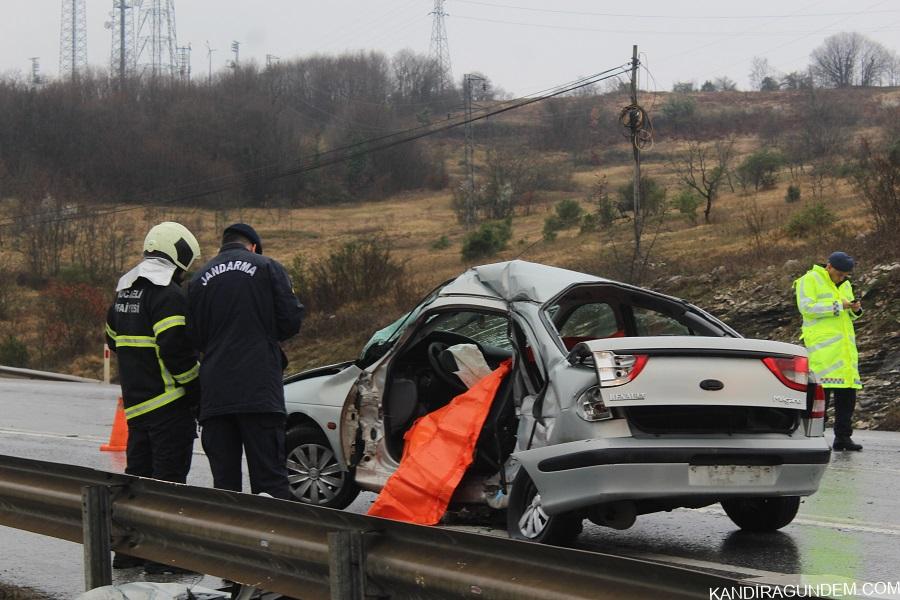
[833,437,862,451]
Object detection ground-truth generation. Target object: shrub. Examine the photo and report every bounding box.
[853,139,900,237]
[39,281,107,360]
[292,236,406,311]
[461,219,513,261]
[431,235,451,250]
[0,334,29,367]
[736,149,784,192]
[785,184,801,203]
[543,216,561,241]
[580,212,599,234]
[0,272,15,320]
[616,177,667,217]
[543,199,584,241]
[671,190,702,224]
[554,198,584,228]
[597,195,618,227]
[786,202,835,238]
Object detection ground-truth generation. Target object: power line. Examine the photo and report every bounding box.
[0,65,630,230]
[452,0,900,20]
[450,13,898,35]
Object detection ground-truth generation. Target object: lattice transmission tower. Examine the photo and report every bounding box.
[429,0,452,91]
[107,0,136,83]
[59,0,88,79]
[136,0,178,78]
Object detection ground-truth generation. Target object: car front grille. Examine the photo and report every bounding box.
[624,405,799,435]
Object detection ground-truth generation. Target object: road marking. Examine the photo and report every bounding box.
[0,427,207,456]
[0,427,106,444]
[693,505,900,536]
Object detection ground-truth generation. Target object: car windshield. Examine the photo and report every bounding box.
[357,283,446,365]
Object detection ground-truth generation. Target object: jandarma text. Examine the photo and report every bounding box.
[710,582,900,599]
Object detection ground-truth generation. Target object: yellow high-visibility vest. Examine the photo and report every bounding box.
[794,264,862,389]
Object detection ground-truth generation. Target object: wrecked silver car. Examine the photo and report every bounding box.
[282,260,830,544]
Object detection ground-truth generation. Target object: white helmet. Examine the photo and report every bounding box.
[143,221,201,271]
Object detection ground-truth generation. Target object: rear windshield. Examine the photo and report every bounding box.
[544,283,729,351]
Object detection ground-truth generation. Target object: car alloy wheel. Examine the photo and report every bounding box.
[507,468,582,545]
[519,491,551,538]
[286,442,346,504]
[285,424,360,509]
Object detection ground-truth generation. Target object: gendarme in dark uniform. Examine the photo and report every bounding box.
[187,223,304,499]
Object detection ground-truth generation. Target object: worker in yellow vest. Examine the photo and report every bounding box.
[794,251,863,451]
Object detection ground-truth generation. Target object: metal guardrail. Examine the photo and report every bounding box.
[0,454,752,599]
[0,365,100,383]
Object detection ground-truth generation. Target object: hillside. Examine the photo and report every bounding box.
[0,86,898,428]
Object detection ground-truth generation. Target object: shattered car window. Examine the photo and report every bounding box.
[429,312,512,350]
[358,288,444,366]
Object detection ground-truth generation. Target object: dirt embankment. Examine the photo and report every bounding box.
[655,260,900,430]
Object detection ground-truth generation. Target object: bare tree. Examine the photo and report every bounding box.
[749,57,773,91]
[811,32,893,88]
[670,137,736,224]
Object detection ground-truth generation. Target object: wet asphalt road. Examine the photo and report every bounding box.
[1,378,899,598]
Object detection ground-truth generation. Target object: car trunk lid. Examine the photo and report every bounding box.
[570,336,808,410]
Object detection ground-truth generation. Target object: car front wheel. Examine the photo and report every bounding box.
[721,496,800,532]
[506,469,582,545]
[285,423,360,509]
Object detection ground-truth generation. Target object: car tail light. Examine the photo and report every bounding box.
[762,356,808,392]
[575,386,612,421]
[809,384,826,419]
[594,352,648,387]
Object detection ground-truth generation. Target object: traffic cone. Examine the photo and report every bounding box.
[100,397,128,452]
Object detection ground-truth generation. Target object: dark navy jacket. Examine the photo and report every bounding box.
[187,243,305,420]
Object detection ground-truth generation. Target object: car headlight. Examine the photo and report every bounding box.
[575,385,612,422]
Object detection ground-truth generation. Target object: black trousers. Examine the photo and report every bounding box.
[825,388,857,439]
[200,412,291,500]
[125,407,196,484]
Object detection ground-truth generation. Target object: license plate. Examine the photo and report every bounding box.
[688,465,777,486]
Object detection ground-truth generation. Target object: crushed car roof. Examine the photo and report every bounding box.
[440,260,607,304]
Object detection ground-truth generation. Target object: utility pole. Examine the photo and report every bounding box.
[463,73,484,229]
[629,45,641,260]
[266,54,280,70]
[230,41,240,69]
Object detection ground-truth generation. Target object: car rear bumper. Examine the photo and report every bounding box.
[515,437,831,515]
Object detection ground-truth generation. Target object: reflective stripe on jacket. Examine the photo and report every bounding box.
[106,265,200,423]
[794,264,862,389]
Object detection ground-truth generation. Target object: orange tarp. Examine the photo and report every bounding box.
[367,360,512,525]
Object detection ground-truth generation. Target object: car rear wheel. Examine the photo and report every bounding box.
[506,469,583,545]
[285,423,359,509]
[721,496,800,532]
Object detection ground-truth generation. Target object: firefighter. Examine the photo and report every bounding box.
[105,221,202,571]
[187,223,304,499]
[794,251,863,451]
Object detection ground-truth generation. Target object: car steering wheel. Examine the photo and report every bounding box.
[427,341,468,393]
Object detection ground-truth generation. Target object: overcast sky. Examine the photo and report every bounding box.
[1,1,898,95]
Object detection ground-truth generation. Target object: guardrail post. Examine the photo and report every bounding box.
[82,485,112,590]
